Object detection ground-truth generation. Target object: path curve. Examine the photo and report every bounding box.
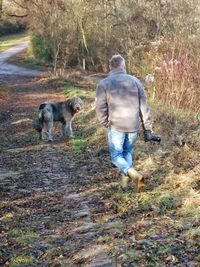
[0,41,43,76]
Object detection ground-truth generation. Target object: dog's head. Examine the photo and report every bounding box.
[68,97,84,113]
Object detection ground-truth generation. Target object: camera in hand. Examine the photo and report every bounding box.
[144,130,161,142]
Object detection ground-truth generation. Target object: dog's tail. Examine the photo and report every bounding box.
[33,117,43,132]
[33,106,45,132]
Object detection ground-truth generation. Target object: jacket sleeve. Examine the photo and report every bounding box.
[95,82,109,128]
[135,79,153,131]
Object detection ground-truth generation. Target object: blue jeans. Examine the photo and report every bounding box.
[108,128,138,175]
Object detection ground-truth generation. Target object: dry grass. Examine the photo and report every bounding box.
[145,35,200,114]
[0,85,10,100]
[74,88,200,264]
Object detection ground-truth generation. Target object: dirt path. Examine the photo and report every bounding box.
[1,45,199,267]
[0,42,43,76]
[0,45,115,266]
[0,76,116,266]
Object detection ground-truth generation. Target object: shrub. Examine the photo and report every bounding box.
[0,21,26,36]
[30,34,53,63]
[147,35,200,113]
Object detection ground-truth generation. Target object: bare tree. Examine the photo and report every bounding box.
[0,0,3,20]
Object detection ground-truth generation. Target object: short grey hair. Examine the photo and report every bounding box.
[109,54,125,68]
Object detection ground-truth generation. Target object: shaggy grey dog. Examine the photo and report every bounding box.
[34,97,84,141]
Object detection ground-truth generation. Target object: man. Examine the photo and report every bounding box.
[95,55,155,192]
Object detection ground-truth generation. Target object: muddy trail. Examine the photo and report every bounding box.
[0,48,200,267]
[0,75,119,267]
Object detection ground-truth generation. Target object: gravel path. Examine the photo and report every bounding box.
[0,41,43,76]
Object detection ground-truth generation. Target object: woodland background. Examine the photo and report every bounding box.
[1,1,200,266]
[1,0,200,113]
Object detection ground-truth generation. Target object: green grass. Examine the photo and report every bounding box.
[64,86,97,153]
[0,212,14,221]
[8,49,51,71]
[70,138,87,153]
[16,233,38,246]
[64,86,95,98]
[9,255,35,266]
[0,33,29,52]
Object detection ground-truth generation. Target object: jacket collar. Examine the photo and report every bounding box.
[109,67,127,76]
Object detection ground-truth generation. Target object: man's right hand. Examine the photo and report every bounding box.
[144,130,161,142]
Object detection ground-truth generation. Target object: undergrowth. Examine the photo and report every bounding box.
[64,83,200,266]
[0,75,199,266]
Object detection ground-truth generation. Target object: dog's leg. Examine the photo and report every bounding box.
[41,122,49,141]
[41,110,54,142]
[46,121,54,142]
[38,118,43,140]
[62,122,69,137]
[41,120,53,141]
[68,121,73,137]
[62,121,73,137]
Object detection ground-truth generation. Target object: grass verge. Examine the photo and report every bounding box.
[64,84,200,266]
[0,33,29,52]
[7,49,50,71]
[0,32,50,71]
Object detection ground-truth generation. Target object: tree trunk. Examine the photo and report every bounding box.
[0,0,3,21]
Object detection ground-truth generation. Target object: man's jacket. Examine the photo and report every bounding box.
[96,67,152,132]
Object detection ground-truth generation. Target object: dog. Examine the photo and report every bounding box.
[34,97,84,141]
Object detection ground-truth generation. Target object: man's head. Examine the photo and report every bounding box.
[109,54,125,70]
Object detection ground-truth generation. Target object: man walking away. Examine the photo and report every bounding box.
[96,54,158,192]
